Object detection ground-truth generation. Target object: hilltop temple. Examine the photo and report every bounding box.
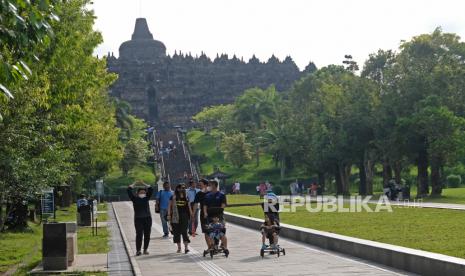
[106,18,316,126]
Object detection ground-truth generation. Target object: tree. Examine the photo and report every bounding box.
[0,0,122,230]
[0,0,60,113]
[234,86,279,166]
[260,102,299,180]
[387,28,465,196]
[193,104,235,134]
[120,138,150,176]
[114,98,134,140]
[221,133,252,168]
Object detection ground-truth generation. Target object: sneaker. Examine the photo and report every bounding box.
[136,251,142,256]
[162,234,169,238]
[177,248,181,253]
[185,248,190,254]
[143,250,149,255]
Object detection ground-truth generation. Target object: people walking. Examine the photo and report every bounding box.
[155,181,173,238]
[187,179,200,236]
[168,184,192,253]
[259,182,267,198]
[194,179,210,249]
[127,181,153,256]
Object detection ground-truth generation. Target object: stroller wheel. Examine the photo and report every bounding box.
[277,249,280,257]
[203,250,207,257]
[260,249,264,258]
[224,249,229,258]
[210,249,214,259]
[282,248,286,256]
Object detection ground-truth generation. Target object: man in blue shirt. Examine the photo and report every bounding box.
[186,179,200,235]
[155,181,173,238]
[77,194,88,209]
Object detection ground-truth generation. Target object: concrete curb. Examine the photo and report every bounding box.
[112,203,142,276]
[224,212,465,276]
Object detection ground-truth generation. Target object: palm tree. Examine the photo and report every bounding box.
[234,86,279,166]
[114,98,133,140]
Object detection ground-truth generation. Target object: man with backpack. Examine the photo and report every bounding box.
[155,181,173,238]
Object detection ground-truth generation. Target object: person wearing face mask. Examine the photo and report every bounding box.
[194,179,210,249]
[127,180,153,256]
[167,184,192,253]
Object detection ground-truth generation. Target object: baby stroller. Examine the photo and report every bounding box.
[259,214,285,258]
[260,190,285,258]
[203,213,229,258]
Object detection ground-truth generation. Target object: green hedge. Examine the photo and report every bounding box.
[447,175,462,188]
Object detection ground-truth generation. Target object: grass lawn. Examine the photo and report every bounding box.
[0,224,42,274]
[227,194,262,205]
[0,203,110,275]
[188,130,307,191]
[227,203,465,259]
[422,187,465,204]
[78,227,110,254]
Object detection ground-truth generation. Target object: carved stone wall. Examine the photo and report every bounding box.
[107,18,316,126]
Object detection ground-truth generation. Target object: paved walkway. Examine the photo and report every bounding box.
[108,203,134,276]
[112,202,411,276]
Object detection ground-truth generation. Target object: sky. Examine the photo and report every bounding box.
[92,0,465,70]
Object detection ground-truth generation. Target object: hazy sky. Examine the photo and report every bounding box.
[92,0,465,70]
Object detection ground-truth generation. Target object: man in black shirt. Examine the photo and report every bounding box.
[127,181,153,256]
[194,179,209,247]
[203,180,228,253]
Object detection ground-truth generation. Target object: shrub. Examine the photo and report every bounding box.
[447,175,462,188]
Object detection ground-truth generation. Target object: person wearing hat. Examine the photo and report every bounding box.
[127,180,153,256]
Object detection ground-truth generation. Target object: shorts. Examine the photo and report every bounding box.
[206,217,226,235]
[209,231,225,240]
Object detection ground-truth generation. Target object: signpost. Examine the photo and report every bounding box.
[91,199,98,236]
[96,179,104,203]
[41,188,55,222]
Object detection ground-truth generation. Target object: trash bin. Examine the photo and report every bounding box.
[43,223,68,270]
[78,205,91,226]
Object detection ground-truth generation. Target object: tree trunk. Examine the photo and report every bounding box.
[335,165,343,195]
[280,156,285,180]
[382,159,392,187]
[0,201,4,231]
[318,172,325,194]
[365,159,375,195]
[337,164,350,195]
[358,162,367,195]
[393,161,402,185]
[431,156,442,196]
[343,165,351,195]
[255,145,260,167]
[417,147,429,197]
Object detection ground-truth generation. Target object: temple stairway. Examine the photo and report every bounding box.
[155,128,195,185]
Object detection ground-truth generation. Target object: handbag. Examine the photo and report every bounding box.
[155,190,162,213]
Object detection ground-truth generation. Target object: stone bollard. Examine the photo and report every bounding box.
[43,223,68,270]
[65,222,78,266]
